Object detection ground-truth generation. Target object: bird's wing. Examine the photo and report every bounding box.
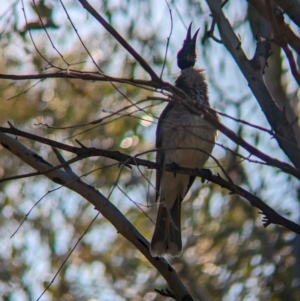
[155,103,174,201]
[156,102,198,201]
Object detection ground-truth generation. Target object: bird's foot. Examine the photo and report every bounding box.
[201,168,213,183]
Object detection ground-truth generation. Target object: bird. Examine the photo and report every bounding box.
[150,23,219,257]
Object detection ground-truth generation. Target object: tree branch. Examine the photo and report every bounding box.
[2,66,300,182]
[0,132,195,301]
[248,0,300,56]
[206,0,300,169]
[265,0,300,86]
[1,128,300,235]
[77,0,161,83]
[274,0,300,28]
[0,71,161,90]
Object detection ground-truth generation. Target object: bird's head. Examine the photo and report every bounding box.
[177,23,200,70]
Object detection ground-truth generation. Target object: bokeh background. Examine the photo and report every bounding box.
[0,0,300,300]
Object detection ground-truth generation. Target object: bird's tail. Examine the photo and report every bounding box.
[150,197,182,257]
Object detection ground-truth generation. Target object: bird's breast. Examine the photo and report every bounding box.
[159,108,217,169]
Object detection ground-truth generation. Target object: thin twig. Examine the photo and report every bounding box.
[7,79,43,101]
[77,0,160,82]
[21,0,58,69]
[36,213,100,300]
[160,0,173,78]
[32,0,70,67]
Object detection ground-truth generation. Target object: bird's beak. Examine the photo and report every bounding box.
[186,22,200,45]
[177,22,200,70]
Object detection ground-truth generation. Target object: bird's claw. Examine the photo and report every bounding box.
[201,168,213,183]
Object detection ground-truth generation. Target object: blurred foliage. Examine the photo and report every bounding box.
[0,1,300,301]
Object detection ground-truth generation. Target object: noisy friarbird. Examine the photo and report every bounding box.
[150,23,218,257]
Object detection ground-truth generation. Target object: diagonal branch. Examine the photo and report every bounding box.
[247,0,300,56]
[274,0,300,28]
[77,0,161,83]
[2,68,300,181]
[0,132,195,301]
[0,71,162,90]
[265,0,300,86]
[206,0,300,169]
[1,128,300,235]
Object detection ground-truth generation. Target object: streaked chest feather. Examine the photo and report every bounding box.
[160,109,217,168]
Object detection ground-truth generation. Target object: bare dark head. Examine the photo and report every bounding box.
[177,23,199,70]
